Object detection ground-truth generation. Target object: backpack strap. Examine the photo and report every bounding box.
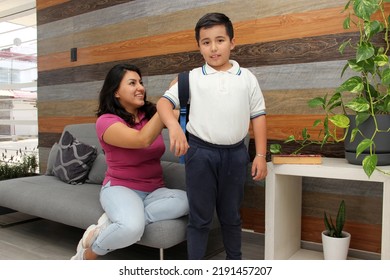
[178,71,189,164]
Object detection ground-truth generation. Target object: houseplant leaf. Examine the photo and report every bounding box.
[346,98,370,112]
[362,154,378,177]
[338,76,364,93]
[324,200,346,238]
[356,43,375,62]
[353,0,380,20]
[356,138,373,156]
[335,200,346,237]
[382,68,390,85]
[329,114,350,128]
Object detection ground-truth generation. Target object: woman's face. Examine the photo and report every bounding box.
[115,70,145,114]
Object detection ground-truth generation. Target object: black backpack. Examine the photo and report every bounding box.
[178,71,190,138]
[178,71,190,163]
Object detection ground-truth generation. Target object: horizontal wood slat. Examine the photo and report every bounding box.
[37,100,98,117]
[38,133,62,149]
[37,0,133,25]
[302,216,381,253]
[38,116,97,134]
[252,114,344,141]
[36,0,70,11]
[241,208,265,233]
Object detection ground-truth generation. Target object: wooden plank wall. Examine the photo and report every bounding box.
[36,0,388,254]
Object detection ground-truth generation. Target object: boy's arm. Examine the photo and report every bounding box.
[251,115,267,181]
[156,97,189,156]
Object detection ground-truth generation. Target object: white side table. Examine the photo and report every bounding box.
[265,157,390,259]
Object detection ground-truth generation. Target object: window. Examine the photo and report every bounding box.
[0,0,37,140]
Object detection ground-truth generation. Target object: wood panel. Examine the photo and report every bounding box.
[37,100,98,116]
[38,116,96,134]
[258,114,344,141]
[37,0,134,25]
[37,0,227,42]
[38,6,358,72]
[301,216,381,253]
[37,113,341,141]
[36,0,70,11]
[39,132,63,149]
[38,32,366,87]
[303,192,382,224]
[38,87,344,117]
[241,208,265,233]
[37,0,345,53]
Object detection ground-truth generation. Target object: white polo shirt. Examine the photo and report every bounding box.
[163,60,266,145]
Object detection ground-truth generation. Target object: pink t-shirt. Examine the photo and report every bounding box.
[96,113,165,192]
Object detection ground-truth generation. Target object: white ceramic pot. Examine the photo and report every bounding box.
[321,230,351,260]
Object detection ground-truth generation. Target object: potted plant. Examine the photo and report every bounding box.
[322,200,351,260]
[271,0,390,178]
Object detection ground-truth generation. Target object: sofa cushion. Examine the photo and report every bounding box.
[53,131,97,184]
[86,153,107,184]
[161,161,186,191]
[45,142,59,175]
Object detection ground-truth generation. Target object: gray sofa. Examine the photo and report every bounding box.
[0,123,203,260]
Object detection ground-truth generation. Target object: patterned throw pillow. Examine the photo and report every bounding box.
[53,131,97,184]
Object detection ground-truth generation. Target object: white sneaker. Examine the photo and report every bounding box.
[71,213,110,259]
[82,213,110,248]
[70,245,86,260]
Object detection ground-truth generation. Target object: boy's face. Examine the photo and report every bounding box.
[198,24,235,71]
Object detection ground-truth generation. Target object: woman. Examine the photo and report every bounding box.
[71,64,189,260]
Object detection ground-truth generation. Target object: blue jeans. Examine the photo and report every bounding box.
[91,182,189,256]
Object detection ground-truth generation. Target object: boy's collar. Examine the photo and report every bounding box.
[202,60,241,75]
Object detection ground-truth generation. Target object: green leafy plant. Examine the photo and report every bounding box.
[0,147,38,180]
[271,0,390,178]
[324,200,346,238]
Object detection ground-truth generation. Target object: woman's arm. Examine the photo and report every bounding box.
[102,112,165,149]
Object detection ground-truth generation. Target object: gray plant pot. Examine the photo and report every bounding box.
[344,115,390,166]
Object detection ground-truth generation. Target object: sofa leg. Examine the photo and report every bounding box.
[159,248,164,260]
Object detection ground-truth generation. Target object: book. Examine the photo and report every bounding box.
[271,154,322,165]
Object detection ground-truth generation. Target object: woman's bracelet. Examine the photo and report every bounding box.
[256,153,266,158]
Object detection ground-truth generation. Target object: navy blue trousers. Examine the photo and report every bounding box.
[185,134,249,260]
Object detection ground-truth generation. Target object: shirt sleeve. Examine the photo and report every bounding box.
[162,82,180,109]
[96,114,126,141]
[248,71,266,119]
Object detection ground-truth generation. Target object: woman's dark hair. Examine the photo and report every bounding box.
[96,64,156,126]
[195,13,234,45]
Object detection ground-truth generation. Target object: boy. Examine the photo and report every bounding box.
[156,12,267,260]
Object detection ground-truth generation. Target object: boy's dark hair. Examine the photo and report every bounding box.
[195,13,234,45]
[96,63,156,126]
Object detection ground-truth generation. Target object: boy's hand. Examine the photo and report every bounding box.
[169,125,189,157]
[251,156,267,181]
